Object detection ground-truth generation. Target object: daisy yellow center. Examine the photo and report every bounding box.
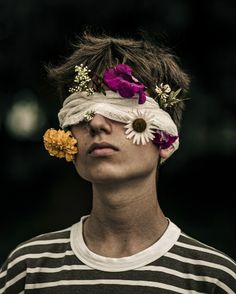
[132,118,147,133]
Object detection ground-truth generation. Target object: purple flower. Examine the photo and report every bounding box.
[153,130,178,149]
[103,64,147,104]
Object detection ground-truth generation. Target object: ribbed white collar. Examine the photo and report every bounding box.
[71,215,180,272]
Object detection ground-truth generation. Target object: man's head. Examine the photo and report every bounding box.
[43,32,190,172]
[47,32,190,131]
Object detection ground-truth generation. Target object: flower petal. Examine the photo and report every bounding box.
[103,70,122,91]
[140,134,146,145]
[138,90,147,104]
[115,64,132,75]
[126,131,135,139]
[118,80,136,98]
[153,130,178,149]
[103,64,147,101]
[43,128,78,162]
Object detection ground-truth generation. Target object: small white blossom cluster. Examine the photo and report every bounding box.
[69,64,94,96]
[83,110,95,122]
[155,83,182,109]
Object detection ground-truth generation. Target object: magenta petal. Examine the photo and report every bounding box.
[103,69,121,91]
[153,131,178,149]
[130,84,147,104]
[105,77,122,91]
[115,64,132,75]
[138,90,147,104]
[131,83,142,93]
[103,68,116,80]
[118,80,135,97]
[103,63,147,100]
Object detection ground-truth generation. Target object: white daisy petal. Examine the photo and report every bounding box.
[126,132,135,139]
[144,133,150,142]
[133,136,137,144]
[137,135,141,145]
[141,134,146,145]
[125,128,132,135]
[149,133,155,140]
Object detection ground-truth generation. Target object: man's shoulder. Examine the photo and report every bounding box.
[169,230,236,277]
[7,225,72,263]
[176,231,235,261]
[0,225,74,293]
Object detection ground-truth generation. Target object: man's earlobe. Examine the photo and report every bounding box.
[159,145,175,159]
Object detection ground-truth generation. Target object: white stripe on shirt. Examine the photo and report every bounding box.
[25,278,206,293]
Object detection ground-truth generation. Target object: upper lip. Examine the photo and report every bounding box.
[88,142,119,154]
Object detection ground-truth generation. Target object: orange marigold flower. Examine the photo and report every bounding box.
[43,128,78,162]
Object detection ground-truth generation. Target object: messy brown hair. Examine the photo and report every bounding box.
[47,31,190,130]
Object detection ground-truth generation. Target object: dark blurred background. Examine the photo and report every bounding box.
[0,0,236,264]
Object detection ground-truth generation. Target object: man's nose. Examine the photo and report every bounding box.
[88,114,112,136]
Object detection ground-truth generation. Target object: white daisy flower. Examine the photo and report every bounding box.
[124,110,158,145]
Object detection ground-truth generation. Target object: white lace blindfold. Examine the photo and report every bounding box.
[58,90,179,151]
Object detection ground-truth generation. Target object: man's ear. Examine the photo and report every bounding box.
[159,145,175,160]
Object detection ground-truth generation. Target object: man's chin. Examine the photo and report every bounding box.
[90,174,126,184]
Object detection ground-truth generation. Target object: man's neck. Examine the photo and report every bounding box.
[83,176,168,258]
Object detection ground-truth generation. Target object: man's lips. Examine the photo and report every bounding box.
[87,142,119,156]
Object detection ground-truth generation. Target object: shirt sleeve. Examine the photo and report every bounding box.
[0,251,26,294]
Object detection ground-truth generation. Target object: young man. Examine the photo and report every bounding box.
[1,32,235,293]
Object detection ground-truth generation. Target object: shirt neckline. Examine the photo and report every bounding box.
[70,215,180,272]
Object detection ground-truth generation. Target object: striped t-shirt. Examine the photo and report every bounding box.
[0,216,235,293]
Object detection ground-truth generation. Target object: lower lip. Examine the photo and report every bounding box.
[90,148,117,157]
